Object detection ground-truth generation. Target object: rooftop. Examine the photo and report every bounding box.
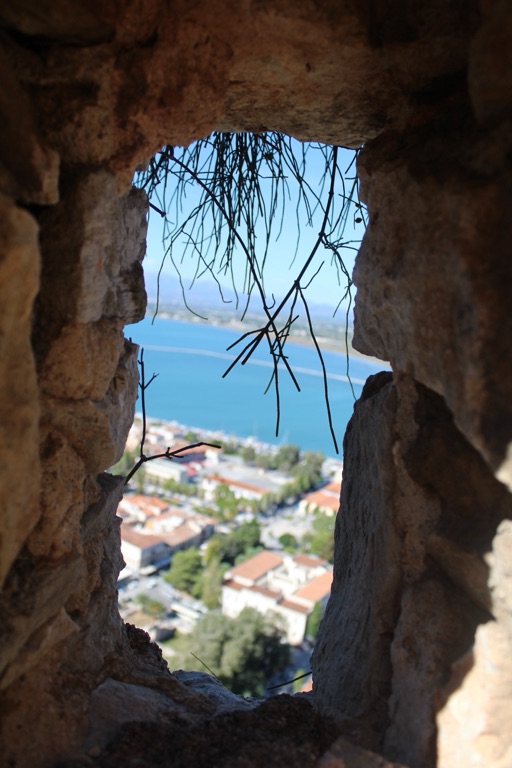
[294,571,333,603]
[302,485,340,513]
[119,495,170,518]
[223,579,244,592]
[161,523,202,548]
[120,525,165,549]
[279,599,310,615]
[293,554,329,569]
[250,584,281,599]
[228,551,283,582]
[207,474,270,496]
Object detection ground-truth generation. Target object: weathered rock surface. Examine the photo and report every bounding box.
[312,373,402,736]
[318,737,408,768]
[436,519,512,767]
[0,196,41,585]
[84,694,354,768]
[353,113,512,487]
[313,374,511,767]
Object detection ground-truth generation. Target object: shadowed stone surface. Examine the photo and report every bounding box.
[313,374,511,766]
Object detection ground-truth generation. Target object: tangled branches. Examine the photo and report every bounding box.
[135,133,365,453]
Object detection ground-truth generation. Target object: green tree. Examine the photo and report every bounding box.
[305,601,323,638]
[240,445,256,465]
[235,519,261,551]
[135,594,166,617]
[255,453,273,470]
[162,478,197,497]
[217,440,238,455]
[275,444,300,472]
[109,447,138,476]
[213,483,239,521]
[215,520,262,565]
[233,545,264,565]
[201,556,224,609]
[204,536,222,567]
[292,668,309,693]
[164,548,203,597]
[134,466,146,493]
[278,532,298,552]
[275,480,303,505]
[181,608,290,696]
[303,511,335,562]
[291,450,325,491]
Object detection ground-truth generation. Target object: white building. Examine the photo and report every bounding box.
[221,550,332,645]
[120,526,170,571]
[119,498,216,573]
[298,481,341,517]
[143,457,189,484]
[201,459,289,507]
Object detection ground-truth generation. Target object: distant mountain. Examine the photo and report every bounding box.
[143,271,344,320]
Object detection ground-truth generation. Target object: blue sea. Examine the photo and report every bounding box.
[125,317,385,458]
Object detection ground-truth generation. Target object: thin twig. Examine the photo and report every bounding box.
[170,155,300,394]
[124,348,221,485]
[298,285,339,453]
[134,136,363,452]
[189,652,222,683]
[266,670,312,691]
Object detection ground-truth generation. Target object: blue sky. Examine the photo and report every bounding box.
[141,142,365,311]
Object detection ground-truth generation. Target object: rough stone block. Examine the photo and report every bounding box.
[0,0,113,43]
[312,372,402,732]
[27,430,86,560]
[314,372,510,766]
[42,339,139,472]
[0,50,59,204]
[40,318,126,401]
[437,621,512,768]
[0,195,41,586]
[354,120,512,485]
[36,172,147,353]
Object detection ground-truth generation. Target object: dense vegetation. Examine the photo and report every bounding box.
[164,520,263,607]
[173,607,290,696]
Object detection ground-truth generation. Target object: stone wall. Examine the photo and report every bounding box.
[0,1,510,766]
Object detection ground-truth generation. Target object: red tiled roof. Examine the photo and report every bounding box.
[146,440,208,462]
[127,494,170,511]
[228,551,283,582]
[161,523,200,547]
[323,481,342,494]
[303,488,340,512]
[279,599,310,615]
[222,579,244,592]
[294,571,333,603]
[250,584,281,599]
[208,474,268,496]
[120,525,165,549]
[146,509,217,529]
[293,554,328,569]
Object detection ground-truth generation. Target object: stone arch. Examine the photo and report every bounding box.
[0,2,511,766]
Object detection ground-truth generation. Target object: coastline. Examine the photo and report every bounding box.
[150,307,388,367]
[130,309,388,457]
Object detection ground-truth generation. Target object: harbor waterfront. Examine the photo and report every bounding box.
[126,316,386,457]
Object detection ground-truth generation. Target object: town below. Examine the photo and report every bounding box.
[112,415,341,697]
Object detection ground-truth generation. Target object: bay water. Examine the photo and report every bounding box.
[125,317,385,458]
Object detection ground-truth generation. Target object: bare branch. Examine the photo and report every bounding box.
[124,348,221,485]
[134,135,365,453]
